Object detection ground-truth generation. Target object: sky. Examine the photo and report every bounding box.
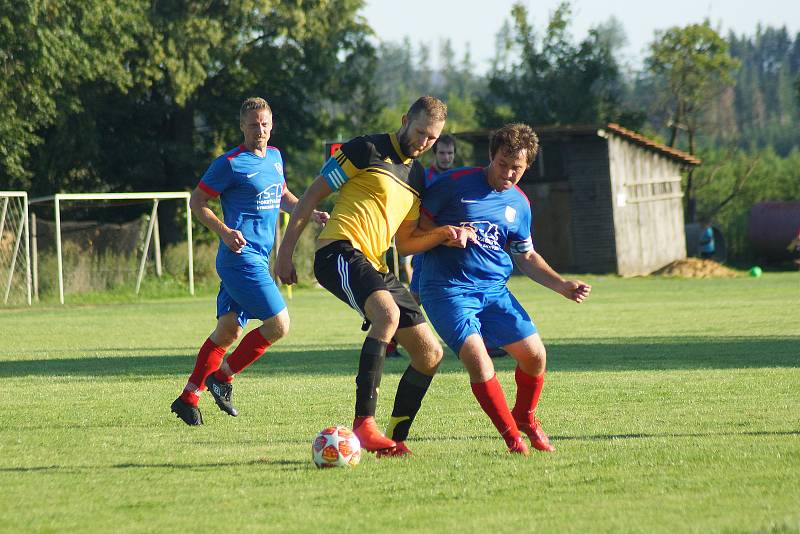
[361,0,799,73]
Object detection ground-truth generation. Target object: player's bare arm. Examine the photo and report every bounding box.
[395,215,477,255]
[189,186,246,253]
[275,175,333,284]
[395,219,475,256]
[280,188,329,225]
[513,249,591,303]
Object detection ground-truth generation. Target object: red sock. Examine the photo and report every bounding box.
[512,366,545,423]
[215,328,272,381]
[184,338,226,397]
[179,389,200,407]
[470,375,520,447]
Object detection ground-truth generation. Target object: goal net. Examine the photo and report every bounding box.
[0,192,31,306]
[29,193,194,304]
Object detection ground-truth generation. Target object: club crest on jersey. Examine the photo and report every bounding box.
[505,205,517,223]
[461,220,501,251]
[256,183,282,210]
[274,161,283,175]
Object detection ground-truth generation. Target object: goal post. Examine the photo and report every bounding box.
[0,191,32,306]
[29,192,194,304]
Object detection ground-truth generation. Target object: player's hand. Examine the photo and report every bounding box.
[275,249,298,285]
[458,226,479,245]
[312,210,330,226]
[561,280,591,303]
[223,228,247,254]
[442,225,477,248]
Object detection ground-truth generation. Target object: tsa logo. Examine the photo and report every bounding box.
[461,220,501,251]
[256,183,282,210]
[274,161,283,176]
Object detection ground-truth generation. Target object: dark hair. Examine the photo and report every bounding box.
[406,96,447,123]
[432,134,456,154]
[240,97,271,122]
[489,123,539,167]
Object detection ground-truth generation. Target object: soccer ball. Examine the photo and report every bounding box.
[312,425,361,468]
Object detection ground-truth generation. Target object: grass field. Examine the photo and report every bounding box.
[1,273,799,532]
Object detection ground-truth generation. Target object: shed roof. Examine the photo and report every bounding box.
[454,123,701,167]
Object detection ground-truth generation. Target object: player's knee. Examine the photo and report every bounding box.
[373,304,400,331]
[429,341,444,365]
[262,311,290,342]
[524,346,546,371]
[213,327,240,348]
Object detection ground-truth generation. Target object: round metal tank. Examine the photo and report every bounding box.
[747,202,800,259]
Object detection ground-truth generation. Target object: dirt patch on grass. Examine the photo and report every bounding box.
[653,258,740,278]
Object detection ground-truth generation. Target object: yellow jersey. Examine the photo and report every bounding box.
[318,132,425,272]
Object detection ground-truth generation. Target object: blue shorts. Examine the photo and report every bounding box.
[422,286,536,356]
[216,259,286,328]
[409,254,424,294]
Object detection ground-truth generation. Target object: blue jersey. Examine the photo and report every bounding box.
[198,145,286,266]
[420,167,533,295]
[409,166,452,292]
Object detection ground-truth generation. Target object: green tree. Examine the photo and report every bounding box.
[645,21,739,222]
[0,0,144,187]
[478,2,635,128]
[2,0,376,201]
[646,22,739,152]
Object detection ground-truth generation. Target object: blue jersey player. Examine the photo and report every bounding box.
[171,97,328,425]
[418,123,591,454]
[407,134,456,301]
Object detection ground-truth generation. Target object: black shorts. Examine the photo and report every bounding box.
[314,240,425,329]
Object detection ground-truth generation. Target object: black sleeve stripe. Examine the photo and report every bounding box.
[340,136,372,169]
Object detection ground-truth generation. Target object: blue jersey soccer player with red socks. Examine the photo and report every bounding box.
[418,123,591,454]
[170,97,327,425]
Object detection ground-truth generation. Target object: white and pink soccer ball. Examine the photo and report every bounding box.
[312,425,361,468]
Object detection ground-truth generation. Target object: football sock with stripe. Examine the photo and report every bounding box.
[386,365,433,441]
[471,374,521,448]
[181,337,226,406]
[215,328,272,381]
[354,337,387,417]
[511,367,545,423]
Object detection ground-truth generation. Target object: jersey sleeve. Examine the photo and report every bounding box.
[319,137,368,192]
[508,201,534,254]
[404,196,421,222]
[198,157,234,197]
[420,174,452,222]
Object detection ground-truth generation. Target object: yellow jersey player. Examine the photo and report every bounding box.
[276,96,473,456]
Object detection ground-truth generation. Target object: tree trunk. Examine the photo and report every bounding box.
[684,127,697,223]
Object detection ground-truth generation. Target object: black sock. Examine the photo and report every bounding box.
[386,365,433,441]
[354,337,387,417]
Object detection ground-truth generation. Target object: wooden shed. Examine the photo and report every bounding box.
[455,124,701,276]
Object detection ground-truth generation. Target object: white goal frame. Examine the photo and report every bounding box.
[0,191,32,305]
[29,192,194,304]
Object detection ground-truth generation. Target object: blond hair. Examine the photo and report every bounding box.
[239,97,272,122]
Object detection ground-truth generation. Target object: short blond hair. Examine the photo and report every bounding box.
[407,96,447,123]
[490,123,539,168]
[239,97,271,122]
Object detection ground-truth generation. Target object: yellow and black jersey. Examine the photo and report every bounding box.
[318,132,425,272]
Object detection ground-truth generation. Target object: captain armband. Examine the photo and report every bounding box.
[320,156,349,192]
[509,237,534,254]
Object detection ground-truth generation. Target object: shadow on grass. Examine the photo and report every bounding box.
[0,458,308,473]
[1,336,798,378]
